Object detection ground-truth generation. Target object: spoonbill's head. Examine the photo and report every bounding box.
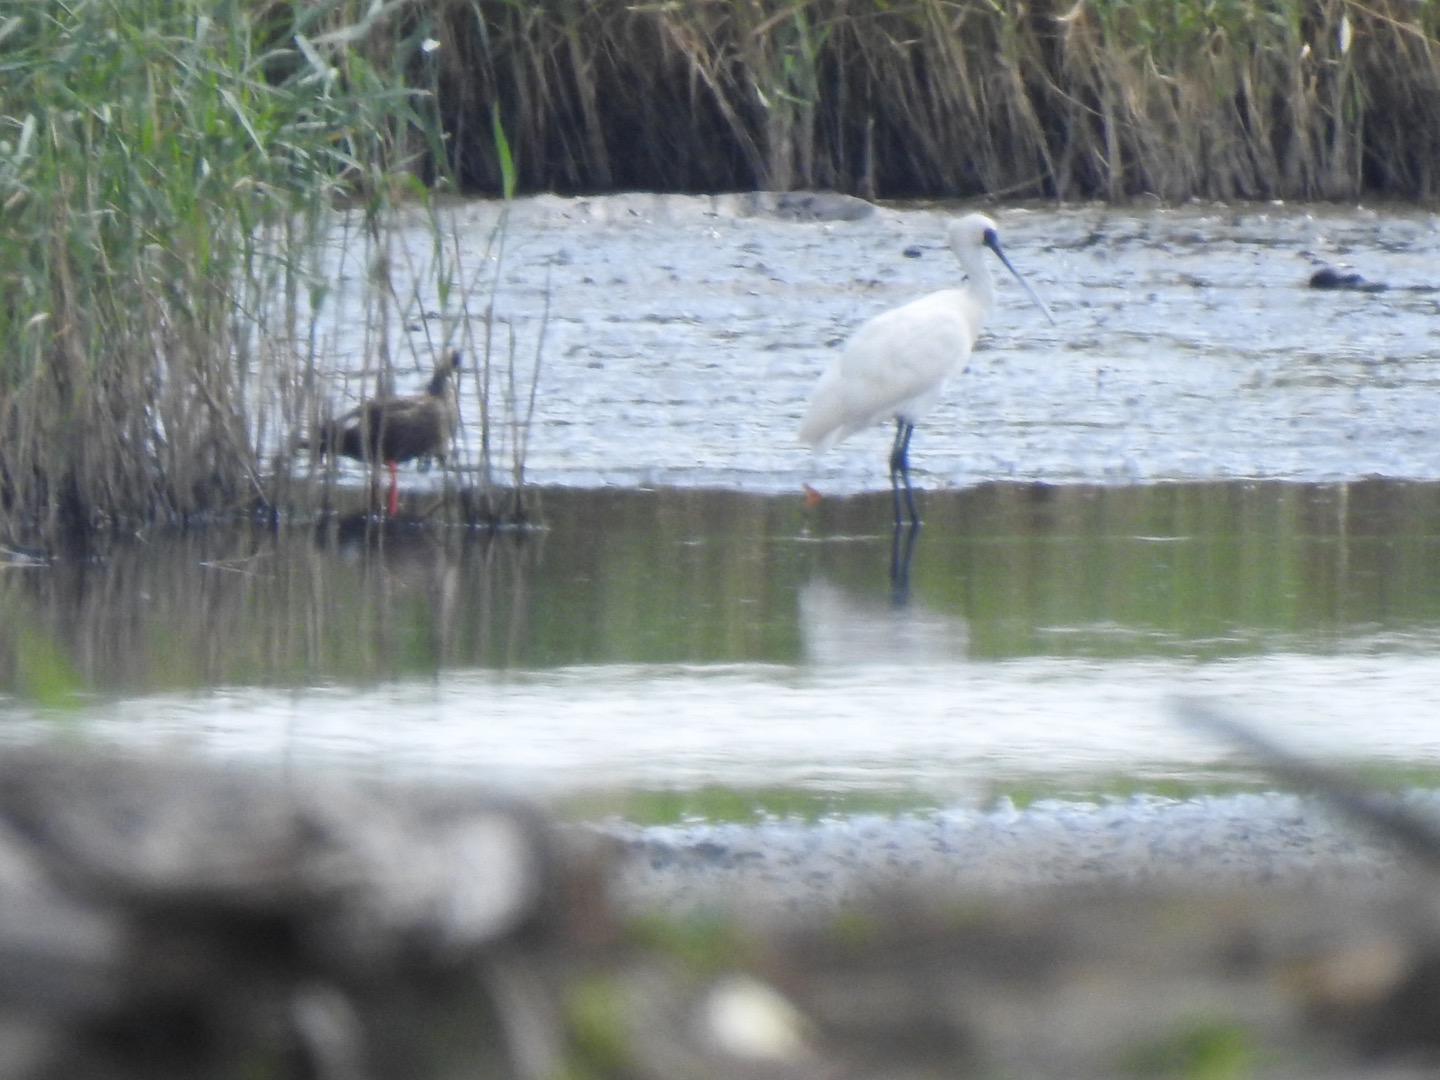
[946,213,1055,325]
[945,212,1001,255]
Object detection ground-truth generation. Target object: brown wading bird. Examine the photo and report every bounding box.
[309,351,462,517]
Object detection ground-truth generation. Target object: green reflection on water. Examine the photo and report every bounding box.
[911,479,1440,657]
[4,479,1440,697]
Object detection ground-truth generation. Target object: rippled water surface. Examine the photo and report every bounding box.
[352,194,1440,492]
[7,197,1440,807]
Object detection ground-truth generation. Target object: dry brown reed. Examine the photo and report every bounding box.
[435,0,1440,201]
[0,0,544,548]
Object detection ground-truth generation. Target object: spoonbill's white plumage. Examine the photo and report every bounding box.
[799,212,1051,526]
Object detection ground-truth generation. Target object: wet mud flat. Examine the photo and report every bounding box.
[349,194,1440,496]
[4,747,1440,1080]
[608,790,1440,916]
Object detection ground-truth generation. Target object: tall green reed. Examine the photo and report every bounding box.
[5,0,307,540]
[0,0,539,547]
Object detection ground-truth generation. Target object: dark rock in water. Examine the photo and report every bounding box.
[747,190,876,222]
[1309,266,1389,292]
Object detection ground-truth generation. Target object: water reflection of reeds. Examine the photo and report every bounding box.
[0,523,540,695]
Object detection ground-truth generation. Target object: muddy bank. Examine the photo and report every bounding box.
[5,747,1440,1080]
[609,791,1433,915]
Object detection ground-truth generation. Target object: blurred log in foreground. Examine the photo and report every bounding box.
[0,749,606,1080]
[3,747,1440,1079]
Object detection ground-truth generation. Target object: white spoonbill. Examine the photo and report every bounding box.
[799,213,1052,526]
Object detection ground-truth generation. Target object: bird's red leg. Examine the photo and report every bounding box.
[386,460,399,518]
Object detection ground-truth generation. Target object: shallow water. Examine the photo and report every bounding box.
[7,480,1440,803]
[322,195,1440,493]
[10,197,1440,807]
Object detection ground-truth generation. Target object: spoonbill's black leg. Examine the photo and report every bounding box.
[889,419,918,527]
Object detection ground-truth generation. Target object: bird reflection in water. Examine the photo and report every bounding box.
[890,521,920,605]
[797,575,969,670]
